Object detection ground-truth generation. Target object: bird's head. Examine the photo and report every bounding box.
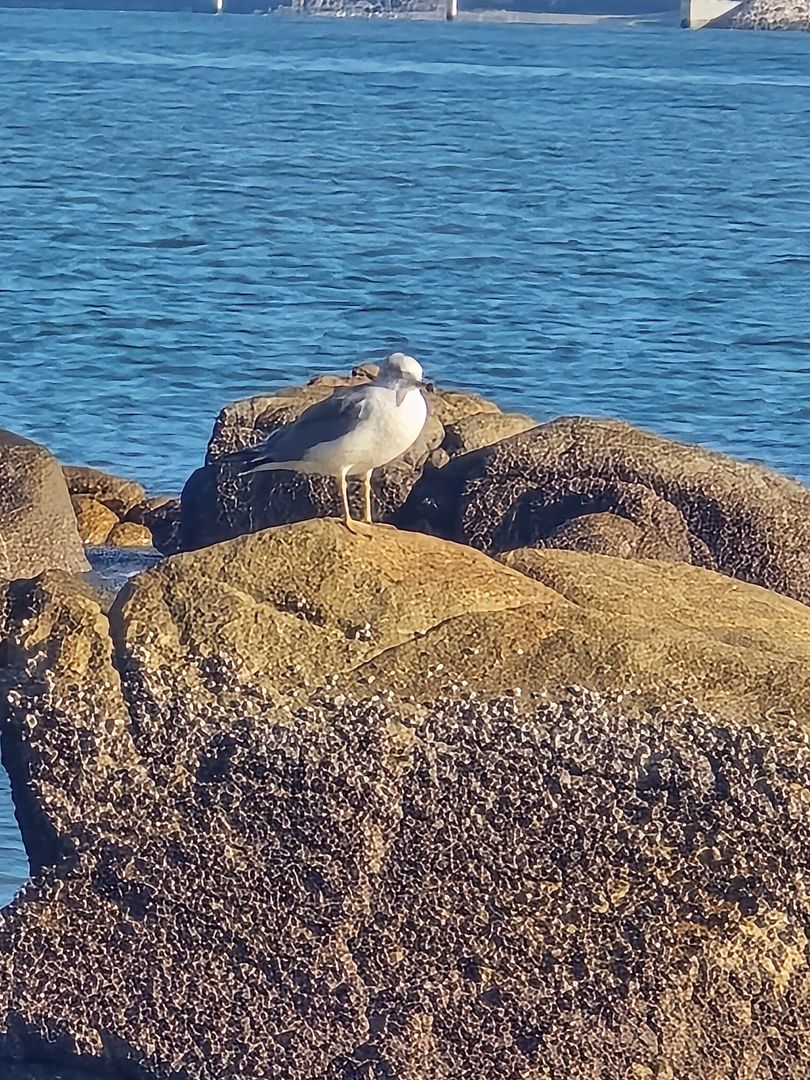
[378,352,425,386]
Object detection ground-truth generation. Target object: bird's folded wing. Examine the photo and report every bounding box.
[221,384,371,472]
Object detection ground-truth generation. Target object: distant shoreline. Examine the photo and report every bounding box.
[273,5,677,21]
[0,0,679,23]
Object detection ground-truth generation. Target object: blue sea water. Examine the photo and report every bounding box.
[1,11,810,498]
[0,11,809,905]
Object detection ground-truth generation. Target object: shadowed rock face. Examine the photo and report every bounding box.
[398,416,810,605]
[537,509,690,561]
[178,369,524,552]
[0,430,89,580]
[1,523,810,1077]
[126,496,182,556]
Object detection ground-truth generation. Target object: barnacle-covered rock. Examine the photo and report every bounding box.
[399,415,810,603]
[0,572,155,873]
[1,685,810,1078]
[109,521,810,738]
[1,522,810,1078]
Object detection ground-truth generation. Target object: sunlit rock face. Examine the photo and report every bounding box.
[0,429,89,580]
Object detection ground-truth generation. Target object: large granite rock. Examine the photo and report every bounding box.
[3,523,810,1078]
[106,520,810,726]
[399,416,810,605]
[0,430,88,580]
[179,369,526,552]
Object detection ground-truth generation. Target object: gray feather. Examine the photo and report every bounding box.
[223,385,369,472]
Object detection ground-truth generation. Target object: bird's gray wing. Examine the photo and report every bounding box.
[222,384,370,472]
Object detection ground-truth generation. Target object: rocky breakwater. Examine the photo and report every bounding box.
[2,517,810,1077]
[290,0,442,17]
[709,0,810,29]
[64,465,181,556]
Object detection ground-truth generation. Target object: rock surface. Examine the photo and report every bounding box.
[0,430,89,580]
[3,523,810,1078]
[63,465,146,518]
[71,495,118,545]
[106,521,154,549]
[537,507,693,562]
[179,370,528,551]
[104,520,810,725]
[126,495,183,555]
[399,416,810,604]
[65,465,180,554]
[710,0,810,28]
[441,409,536,459]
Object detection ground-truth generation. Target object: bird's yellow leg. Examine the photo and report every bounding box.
[338,468,371,536]
[362,470,373,525]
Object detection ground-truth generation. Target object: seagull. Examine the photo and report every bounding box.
[222,353,429,534]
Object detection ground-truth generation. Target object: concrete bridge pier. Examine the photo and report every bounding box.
[680,0,742,26]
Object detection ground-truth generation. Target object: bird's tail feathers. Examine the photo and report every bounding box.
[219,441,281,475]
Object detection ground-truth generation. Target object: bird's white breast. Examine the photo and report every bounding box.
[345,384,428,474]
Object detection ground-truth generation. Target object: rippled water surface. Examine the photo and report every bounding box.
[1,10,810,498]
[1,10,810,902]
